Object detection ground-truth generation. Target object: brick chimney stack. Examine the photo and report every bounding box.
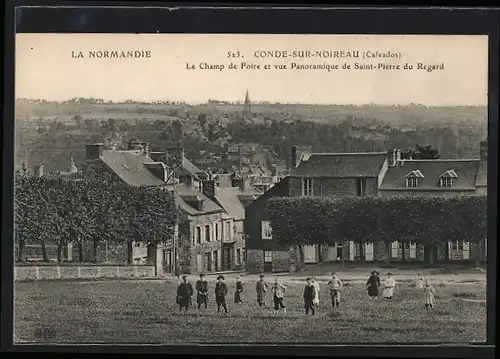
[85,143,104,159]
[291,145,298,168]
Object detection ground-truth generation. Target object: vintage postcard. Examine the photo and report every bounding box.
[14,33,488,344]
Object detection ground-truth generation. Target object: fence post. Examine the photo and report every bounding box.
[97,266,101,278]
[77,266,81,278]
[116,266,120,277]
[134,264,139,277]
[35,266,40,280]
[57,266,61,279]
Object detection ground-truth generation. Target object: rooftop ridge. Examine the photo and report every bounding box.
[401,159,480,162]
[308,152,388,156]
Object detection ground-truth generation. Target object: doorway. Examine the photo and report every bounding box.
[223,246,232,271]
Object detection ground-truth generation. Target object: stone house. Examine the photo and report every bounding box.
[379,147,488,264]
[245,146,390,273]
[245,145,488,273]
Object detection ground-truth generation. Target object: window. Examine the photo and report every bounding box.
[451,241,458,251]
[225,221,231,241]
[236,249,241,265]
[356,178,366,196]
[439,169,458,188]
[196,227,201,244]
[205,252,212,271]
[440,177,453,187]
[391,241,399,259]
[405,177,419,188]
[205,225,211,242]
[264,251,273,263]
[405,170,424,188]
[213,251,218,271]
[301,178,313,196]
[261,220,273,240]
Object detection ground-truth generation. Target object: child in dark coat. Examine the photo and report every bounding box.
[215,275,229,313]
[234,276,244,304]
[195,273,208,310]
[303,277,316,315]
[176,275,194,312]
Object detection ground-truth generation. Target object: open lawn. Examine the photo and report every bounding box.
[14,271,487,344]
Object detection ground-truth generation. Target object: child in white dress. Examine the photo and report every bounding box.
[382,273,396,300]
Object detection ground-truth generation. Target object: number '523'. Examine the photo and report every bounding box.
[227,51,242,58]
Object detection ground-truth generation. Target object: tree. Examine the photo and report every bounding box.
[401,144,441,160]
[267,196,487,267]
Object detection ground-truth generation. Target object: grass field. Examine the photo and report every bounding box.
[14,272,487,344]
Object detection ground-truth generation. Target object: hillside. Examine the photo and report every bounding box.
[15,100,488,173]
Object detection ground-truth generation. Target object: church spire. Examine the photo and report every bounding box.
[243,89,251,121]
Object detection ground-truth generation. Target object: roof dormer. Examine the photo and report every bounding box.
[404,170,424,188]
[439,169,458,187]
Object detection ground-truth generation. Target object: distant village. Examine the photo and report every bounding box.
[16,92,488,275]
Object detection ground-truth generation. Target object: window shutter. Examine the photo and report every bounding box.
[365,243,374,261]
[391,241,399,259]
[463,241,470,260]
[410,243,417,259]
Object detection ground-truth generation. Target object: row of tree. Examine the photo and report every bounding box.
[14,175,177,264]
[267,196,487,267]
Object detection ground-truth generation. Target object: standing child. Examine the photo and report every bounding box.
[424,280,436,310]
[176,275,193,312]
[303,277,316,315]
[382,273,396,301]
[256,274,268,308]
[215,275,229,313]
[195,273,208,310]
[312,277,321,309]
[327,273,343,308]
[416,273,425,289]
[234,276,244,304]
[271,278,287,315]
[366,270,381,300]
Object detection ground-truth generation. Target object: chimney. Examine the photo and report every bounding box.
[291,145,298,168]
[86,143,104,159]
[33,163,44,178]
[395,149,401,163]
[202,179,217,200]
[479,140,487,161]
[387,149,398,167]
[239,177,252,192]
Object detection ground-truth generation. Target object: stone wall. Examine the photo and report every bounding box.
[14,264,155,281]
[247,249,264,274]
[271,250,290,272]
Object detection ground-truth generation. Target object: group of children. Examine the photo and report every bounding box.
[175,271,437,315]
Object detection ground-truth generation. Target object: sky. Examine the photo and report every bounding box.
[15,34,488,106]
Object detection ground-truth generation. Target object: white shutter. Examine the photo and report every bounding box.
[409,243,417,259]
[365,243,374,261]
[484,238,487,258]
[391,241,399,259]
[463,241,470,260]
[349,241,355,261]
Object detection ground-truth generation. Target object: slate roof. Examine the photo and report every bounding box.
[292,152,388,178]
[99,150,166,187]
[476,161,487,187]
[215,187,263,220]
[380,160,481,191]
[173,184,224,216]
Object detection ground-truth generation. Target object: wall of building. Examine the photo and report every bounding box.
[288,177,379,197]
[182,211,226,274]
